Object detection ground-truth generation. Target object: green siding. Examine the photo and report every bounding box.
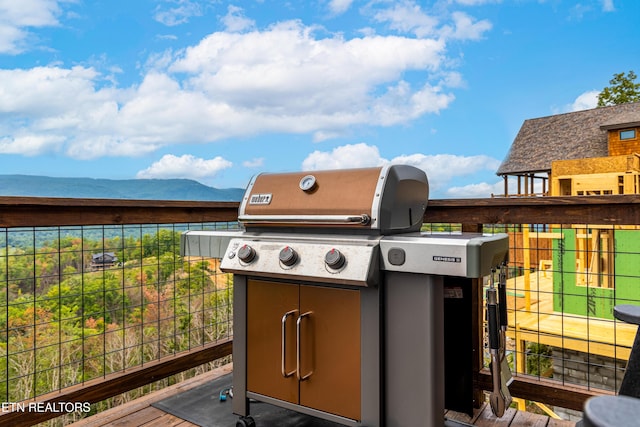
[614,230,640,306]
[552,228,617,320]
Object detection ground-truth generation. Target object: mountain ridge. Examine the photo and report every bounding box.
[0,175,245,201]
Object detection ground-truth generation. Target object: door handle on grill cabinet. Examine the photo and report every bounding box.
[281,309,298,378]
[296,311,314,381]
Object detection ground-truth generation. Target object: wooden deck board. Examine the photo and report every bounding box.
[72,363,576,427]
[510,409,551,427]
[140,412,190,427]
[109,406,166,426]
[445,407,481,424]
[547,417,576,427]
[69,363,233,427]
[474,406,518,426]
[446,403,574,427]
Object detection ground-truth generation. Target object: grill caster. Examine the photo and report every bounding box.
[236,416,256,427]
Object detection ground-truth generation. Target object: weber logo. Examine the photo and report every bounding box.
[249,193,272,205]
[433,255,461,263]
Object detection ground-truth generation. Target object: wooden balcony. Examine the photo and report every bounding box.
[3,195,640,426]
[68,364,575,427]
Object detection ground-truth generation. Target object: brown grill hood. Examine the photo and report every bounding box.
[238,165,428,234]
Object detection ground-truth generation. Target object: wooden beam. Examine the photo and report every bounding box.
[425,195,640,226]
[0,197,240,227]
[5,194,640,228]
[0,339,232,427]
[475,370,609,412]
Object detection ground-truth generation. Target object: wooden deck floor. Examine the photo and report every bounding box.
[445,405,575,427]
[70,363,576,427]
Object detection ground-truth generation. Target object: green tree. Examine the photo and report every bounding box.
[597,70,640,107]
[44,271,127,326]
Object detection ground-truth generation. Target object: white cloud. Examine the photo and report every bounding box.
[391,153,501,184]
[301,143,501,195]
[153,0,203,26]
[371,1,439,38]
[440,12,492,40]
[601,0,615,12]
[446,181,503,198]
[0,66,103,115]
[222,5,255,32]
[563,90,599,112]
[448,175,548,198]
[168,19,451,130]
[136,154,232,181]
[571,90,600,111]
[370,2,491,41]
[302,143,386,170]
[328,0,354,15]
[0,0,64,53]
[243,157,264,168]
[0,8,480,160]
[453,0,503,5]
[0,134,65,156]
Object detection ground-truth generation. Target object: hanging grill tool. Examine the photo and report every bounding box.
[487,266,513,417]
[499,264,514,392]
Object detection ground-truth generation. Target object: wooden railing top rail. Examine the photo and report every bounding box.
[426,194,640,225]
[0,196,239,227]
[3,194,640,227]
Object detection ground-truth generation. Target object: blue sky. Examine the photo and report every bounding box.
[0,0,637,198]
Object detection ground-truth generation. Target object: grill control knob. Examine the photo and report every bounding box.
[325,248,346,270]
[237,244,256,263]
[279,246,298,267]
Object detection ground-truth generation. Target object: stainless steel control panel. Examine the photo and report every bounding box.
[181,231,509,282]
[219,235,381,287]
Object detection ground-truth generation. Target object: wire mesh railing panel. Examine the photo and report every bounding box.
[480,223,639,394]
[0,222,237,402]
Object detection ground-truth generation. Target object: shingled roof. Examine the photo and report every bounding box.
[497,102,640,176]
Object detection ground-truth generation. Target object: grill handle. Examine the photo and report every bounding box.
[238,214,371,226]
[281,309,298,378]
[296,311,314,381]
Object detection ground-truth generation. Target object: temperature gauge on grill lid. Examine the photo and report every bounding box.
[325,248,346,270]
[237,244,256,263]
[279,246,298,267]
[299,175,317,192]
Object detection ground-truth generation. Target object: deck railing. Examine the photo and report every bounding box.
[0,198,238,426]
[2,195,640,425]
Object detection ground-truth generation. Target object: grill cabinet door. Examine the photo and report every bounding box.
[246,280,361,421]
[247,280,298,403]
[299,285,361,420]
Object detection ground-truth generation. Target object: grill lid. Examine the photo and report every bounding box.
[238,165,429,234]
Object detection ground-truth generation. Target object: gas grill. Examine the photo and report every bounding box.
[181,165,510,427]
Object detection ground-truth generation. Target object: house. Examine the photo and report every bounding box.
[497,101,640,197]
[91,252,118,270]
[497,102,640,320]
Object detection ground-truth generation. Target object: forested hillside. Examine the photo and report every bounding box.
[0,228,231,420]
